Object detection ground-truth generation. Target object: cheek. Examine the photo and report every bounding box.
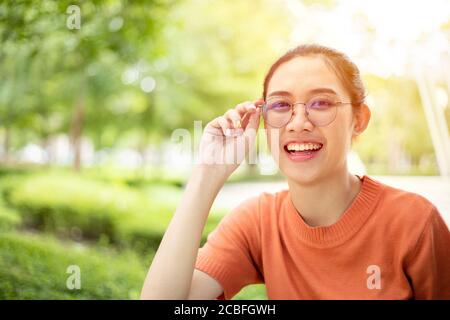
[325,116,354,154]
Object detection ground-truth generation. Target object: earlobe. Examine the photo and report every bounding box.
[354,103,371,136]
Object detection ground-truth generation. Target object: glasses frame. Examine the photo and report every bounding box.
[262,96,354,128]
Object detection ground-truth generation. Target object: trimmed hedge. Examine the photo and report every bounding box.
[0,231,267,300]
[0,198,21,231]
[1,172,222,250]
[0,169,268,300]
[0,232,148,299]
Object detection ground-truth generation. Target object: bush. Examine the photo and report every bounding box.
[0,197,21,231]
[0,168,266,300]
[0,231,267,300]
[0,232,148,299]
[82,165,187,188]
[3,172,222,250]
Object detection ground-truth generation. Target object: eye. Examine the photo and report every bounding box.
[308,98,335,109]
[268,100,291,111]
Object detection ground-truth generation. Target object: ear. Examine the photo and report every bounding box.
[351,104,371,145]
[352,103,371,139]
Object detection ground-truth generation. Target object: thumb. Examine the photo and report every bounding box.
[244,104,261,133]
[243,103,261,147]
[241,103,260,161]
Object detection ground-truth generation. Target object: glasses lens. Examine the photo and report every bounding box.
[263,96,339,127]
[305,96,338,126]
[264,98,292,127]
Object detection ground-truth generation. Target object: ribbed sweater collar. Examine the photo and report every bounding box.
[285,175,383,248]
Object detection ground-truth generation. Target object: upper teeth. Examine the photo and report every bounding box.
[287,143,322,151]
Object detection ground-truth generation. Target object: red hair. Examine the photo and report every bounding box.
[262,44,367,110]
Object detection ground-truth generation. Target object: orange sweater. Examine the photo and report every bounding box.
[195,175,450,299]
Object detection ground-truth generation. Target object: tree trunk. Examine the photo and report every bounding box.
[70,98,84,172]
[137,96,154,178]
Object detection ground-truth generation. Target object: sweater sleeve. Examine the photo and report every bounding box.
[405,206,450,299]
[195,196,264,300]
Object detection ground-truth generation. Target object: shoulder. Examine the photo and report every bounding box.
[229,188,290,212]
[371,176,437,222]
[223,188,290,224]
[366,175,441,245]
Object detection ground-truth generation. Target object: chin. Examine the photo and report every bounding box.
[280,161,324,186]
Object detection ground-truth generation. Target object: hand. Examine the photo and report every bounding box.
[197,99,264,177]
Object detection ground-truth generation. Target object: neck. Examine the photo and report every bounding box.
[287,169,361,227]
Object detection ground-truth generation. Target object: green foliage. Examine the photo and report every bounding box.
[0,0,445,175]
[0,0,173,152]
[355,75,439,175]
[82,165,187,188]
[0,199,21,231]
[155,0,293,133]
[0,231,266,300]
[2,172,221,250]
[233,284,268,300]
[0,168,266,300]
[0,232,147,299]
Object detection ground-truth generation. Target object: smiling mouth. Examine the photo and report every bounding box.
[283,142,324,155]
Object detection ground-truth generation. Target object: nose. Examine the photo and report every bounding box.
[285,103,315,132]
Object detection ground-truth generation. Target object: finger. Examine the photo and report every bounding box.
[253,98,265,109]
[217,116,231,135]
[208,116,223,130]
[234,102,258,131]
[241,106,261,157]
[244,104,261,132]
[224,109,243,129]
[207,116,230,133]
[236,101,256,116]
[240,101,260,128]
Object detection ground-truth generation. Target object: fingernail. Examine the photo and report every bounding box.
[225,128,243,137]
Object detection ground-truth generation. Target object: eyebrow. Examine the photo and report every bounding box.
[267,88,338,98]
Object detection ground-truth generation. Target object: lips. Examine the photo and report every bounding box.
[283,140,324,152]
[282,140,324,162]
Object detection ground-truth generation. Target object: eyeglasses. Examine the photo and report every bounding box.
[262,95,353,128]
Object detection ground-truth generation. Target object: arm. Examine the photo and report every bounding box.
[140,100,262,300]
[405,206,450,299]
[187,269,224,300]
[140,165,227,299]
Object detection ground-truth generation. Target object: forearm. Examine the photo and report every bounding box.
[140,165,227,299]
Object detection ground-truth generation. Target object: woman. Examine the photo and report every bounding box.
[141,44,450,300]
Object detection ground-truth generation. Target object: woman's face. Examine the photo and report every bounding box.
[265,55,358,184]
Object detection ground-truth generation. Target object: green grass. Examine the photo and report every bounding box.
[0,167,266,300]
[0,232,149,299]
[0,231,267,300]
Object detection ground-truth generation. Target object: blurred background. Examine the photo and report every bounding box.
[0,0,449,299]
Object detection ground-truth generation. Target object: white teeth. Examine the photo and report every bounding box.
[286,143,322,151]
